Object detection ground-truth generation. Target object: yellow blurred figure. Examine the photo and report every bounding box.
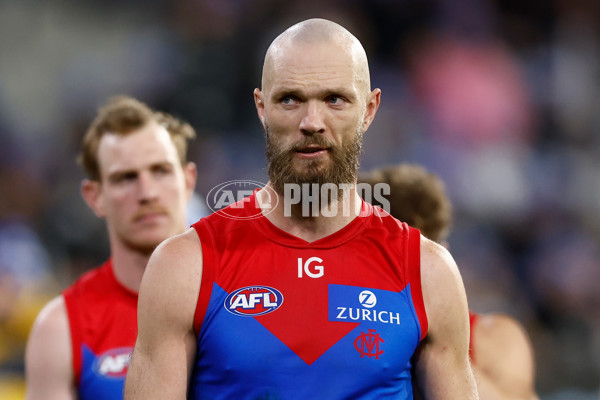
[0,376,26,400]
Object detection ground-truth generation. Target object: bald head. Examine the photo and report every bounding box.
[261,18,371,94]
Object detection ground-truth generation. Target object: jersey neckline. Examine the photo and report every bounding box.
[103,259,139,299]
[243,192,375,249]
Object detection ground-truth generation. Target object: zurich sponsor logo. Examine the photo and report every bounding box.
[359,290,377,308]
[329,285,401,325]
[224,286,284,316]
[93,347,132,378]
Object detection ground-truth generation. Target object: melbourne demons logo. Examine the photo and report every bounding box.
[225,286,284,316]
[93,347,132,378]
[354,329,384,359]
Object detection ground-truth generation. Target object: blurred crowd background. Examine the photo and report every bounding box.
[0,0,599,398]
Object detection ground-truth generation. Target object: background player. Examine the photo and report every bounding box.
[124,18,478,399]
[360,163,538,400]
[25,96,197,400]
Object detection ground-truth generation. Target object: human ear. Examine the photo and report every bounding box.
[254,88,267,129]
[81,179,106,218]
[362,88,381,132]
[183,162,198,200]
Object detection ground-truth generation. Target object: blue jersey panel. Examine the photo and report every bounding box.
[79,345,131,400]
[189,283,420,399]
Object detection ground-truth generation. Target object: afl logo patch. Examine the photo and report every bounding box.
[93,347,132,378]
[225,286,284,316]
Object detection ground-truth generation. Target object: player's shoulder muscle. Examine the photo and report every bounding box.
[25,295,74,399]
[138,228,203,330]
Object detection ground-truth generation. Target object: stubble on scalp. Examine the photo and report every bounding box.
[261,18,372,95]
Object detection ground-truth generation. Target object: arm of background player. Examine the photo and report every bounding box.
[473,314,539,400]
[25,296,77,400]
[124,228,203,400]
[412,237,479,400]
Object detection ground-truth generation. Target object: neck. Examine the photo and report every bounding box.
[258,182,362,242]
[109,238,153,293]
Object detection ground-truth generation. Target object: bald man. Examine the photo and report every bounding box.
[124,19,478,399]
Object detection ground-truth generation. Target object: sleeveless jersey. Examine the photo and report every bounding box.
[469,311,478,364]
[63,260,137,400]
[188,193,428,399]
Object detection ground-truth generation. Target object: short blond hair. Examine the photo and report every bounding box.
[78,96,195,180]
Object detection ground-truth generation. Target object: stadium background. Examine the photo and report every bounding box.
[0,0,599,398]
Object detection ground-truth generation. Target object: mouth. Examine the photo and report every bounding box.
[133,211,168,224]
[295,145,329,158]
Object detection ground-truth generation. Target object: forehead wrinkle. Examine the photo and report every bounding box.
[270,69,361,101]
[266,46,367,99]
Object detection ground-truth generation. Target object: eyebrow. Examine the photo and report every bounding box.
[107,169,138,183]
[107,161,174,181]
[270,87,357,101]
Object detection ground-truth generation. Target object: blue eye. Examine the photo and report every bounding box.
[281,96,295,104]
[327,95,345,105]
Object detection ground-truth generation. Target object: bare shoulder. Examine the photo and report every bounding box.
[413,236,476,398]
[420,235,461,278]
[125,228,203,399]
[152,227,202,264]
[144,227,202,287]
[474,313,536,377]
[475,313,532,349]
[419,235,465,314]
[29,295,69,338]
[25,296,75,399]
[138,227,203,328]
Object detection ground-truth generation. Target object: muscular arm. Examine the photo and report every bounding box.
[412,237,478,400]
[25,296,77,400]
[473,314,539,400]
[124,228,202,400]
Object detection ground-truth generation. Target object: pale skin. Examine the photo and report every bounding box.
[472,314,539,400]
[412,236,478,399]
[125,18,477,399]
[25,121,197,400]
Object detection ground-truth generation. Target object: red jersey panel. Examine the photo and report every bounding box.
[63,260,137,400]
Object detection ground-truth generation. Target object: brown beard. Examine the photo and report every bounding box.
[264,123,363,198]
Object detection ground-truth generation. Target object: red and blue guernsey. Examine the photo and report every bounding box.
[63,260,137,400]
[189,193,428,399]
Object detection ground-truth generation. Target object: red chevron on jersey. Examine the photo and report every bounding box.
[250,268,361,365]
[188,192,428,399]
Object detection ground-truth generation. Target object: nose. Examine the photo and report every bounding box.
[299,100,326,135]
[137,171,159,203]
